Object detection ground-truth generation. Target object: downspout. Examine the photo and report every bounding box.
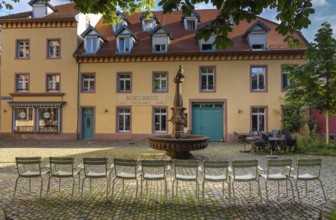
[77,62,81,140]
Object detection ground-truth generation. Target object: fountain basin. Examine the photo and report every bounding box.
[148,135,209,159]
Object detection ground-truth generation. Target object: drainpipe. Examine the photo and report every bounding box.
[77,62,81,140]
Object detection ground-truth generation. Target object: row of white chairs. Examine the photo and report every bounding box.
[13,157,327,204]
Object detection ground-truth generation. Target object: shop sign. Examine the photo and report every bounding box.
[118,94,166,105]
[1,96,12,100]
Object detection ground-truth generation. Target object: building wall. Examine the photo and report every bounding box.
[0,25,79,139]
[79,58,306,141]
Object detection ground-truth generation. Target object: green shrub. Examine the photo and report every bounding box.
[297,133,336,154]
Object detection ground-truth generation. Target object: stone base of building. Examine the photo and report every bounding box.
[0,132,77,140]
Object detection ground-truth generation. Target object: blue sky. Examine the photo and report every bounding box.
[1,0,335,43]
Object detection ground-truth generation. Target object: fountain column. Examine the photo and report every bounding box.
[171,65,186,139]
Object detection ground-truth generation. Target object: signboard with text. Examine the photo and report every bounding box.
[118,94,167,105]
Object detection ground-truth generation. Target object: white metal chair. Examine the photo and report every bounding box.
[229,159,262,202]
[292,158,327,203]
[258,159,295,201]
[201,160,230,201]
[140,160,168,201]
[47,157,81,200]
[13,157,49,200]
[172,160,200,199]
[111,158,139,200]
[81,157,111,200]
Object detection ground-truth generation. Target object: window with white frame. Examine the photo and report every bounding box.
[47,39,60,58]
[117,108,131,132]
[201,44,214,51]
[154,108,167,132]
[251,107,266,132]
[85,37,99,54]
[14,107,34,132]
[38,108,59,133]
[153,72,167,92]
[185,18,196,30]
[154,44,167,52]
[82,74,95,92]
[143,19,156,32]
[118,37,131,53]
[113,21,126,32]
[200,67,215,91]
[47,74,60,92]
[13,107,61,133]
[16,74,29,92]
[118,73,131,92]
[251,66,266,91]
[17,40,30,58]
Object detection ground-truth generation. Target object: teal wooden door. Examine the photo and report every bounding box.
[82,108,94,140]
[192,103,224,141]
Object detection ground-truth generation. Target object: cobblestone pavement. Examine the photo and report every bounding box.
[0,140,335,220]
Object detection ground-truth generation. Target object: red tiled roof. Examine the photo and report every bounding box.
[0,2,79,20]
[90,9,308,56]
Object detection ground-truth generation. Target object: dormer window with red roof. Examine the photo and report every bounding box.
[113,12,129,33]
[81,26,107,54]
[243,21,270,51]
[182,11,200,31]
[29,0,56,18]
[114,26,137,54]
[150,25,172,53]
[140,13,159,32]
[199,35,216,52]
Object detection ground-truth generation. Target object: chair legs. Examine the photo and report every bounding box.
[296,179,327,203]
[232,180,262,203]
[13,177,44,200]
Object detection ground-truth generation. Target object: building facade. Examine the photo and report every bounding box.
[0,1,308,141]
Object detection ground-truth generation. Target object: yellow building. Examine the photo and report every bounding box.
[0,2,308,141]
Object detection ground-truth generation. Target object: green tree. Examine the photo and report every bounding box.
[0,0,19,10]
[285,22,336,145]
[71,0,314,49]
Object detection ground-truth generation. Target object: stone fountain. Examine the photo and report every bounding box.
[148,65,209,159]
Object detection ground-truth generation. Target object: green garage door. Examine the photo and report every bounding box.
[192,103,224,141]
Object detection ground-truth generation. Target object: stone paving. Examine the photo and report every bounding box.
[0,140,335,219]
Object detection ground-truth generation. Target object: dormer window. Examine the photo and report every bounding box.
[81,26,107,54]
[150,25,172,53]
[243,21,270,51]
[143,19,156,32]
[199,34,216,52]
[140,13,159,32]
[118,37,131,53]
[114,26,137,54]
[113,12,130,33]
[29,0,56,18]
[182,11,200,31]
[85,37,100,54]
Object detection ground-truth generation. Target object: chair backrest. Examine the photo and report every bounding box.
[49,157,75,175]
[203,160,229,178]
[174,160,199,178]
[282,130,292,140]
[266,159,292,177]
[113,158,137,176]
[296,158,322,178]
[141,160,166,177]
[15,157,42,176]
[231,159,258,179]
[261,132,269,141]
[83,157,108,176]
[272,130,280,137]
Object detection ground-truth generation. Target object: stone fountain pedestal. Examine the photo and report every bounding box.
[148,65,209,159]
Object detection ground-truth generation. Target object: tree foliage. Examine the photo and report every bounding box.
[0,0,20,10]
[71,0,315,49]
[285,22,336,144]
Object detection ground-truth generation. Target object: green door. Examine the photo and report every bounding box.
[192,103,224,141]
[82,108,94,140]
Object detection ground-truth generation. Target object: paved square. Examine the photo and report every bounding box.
[0,140,335,219]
